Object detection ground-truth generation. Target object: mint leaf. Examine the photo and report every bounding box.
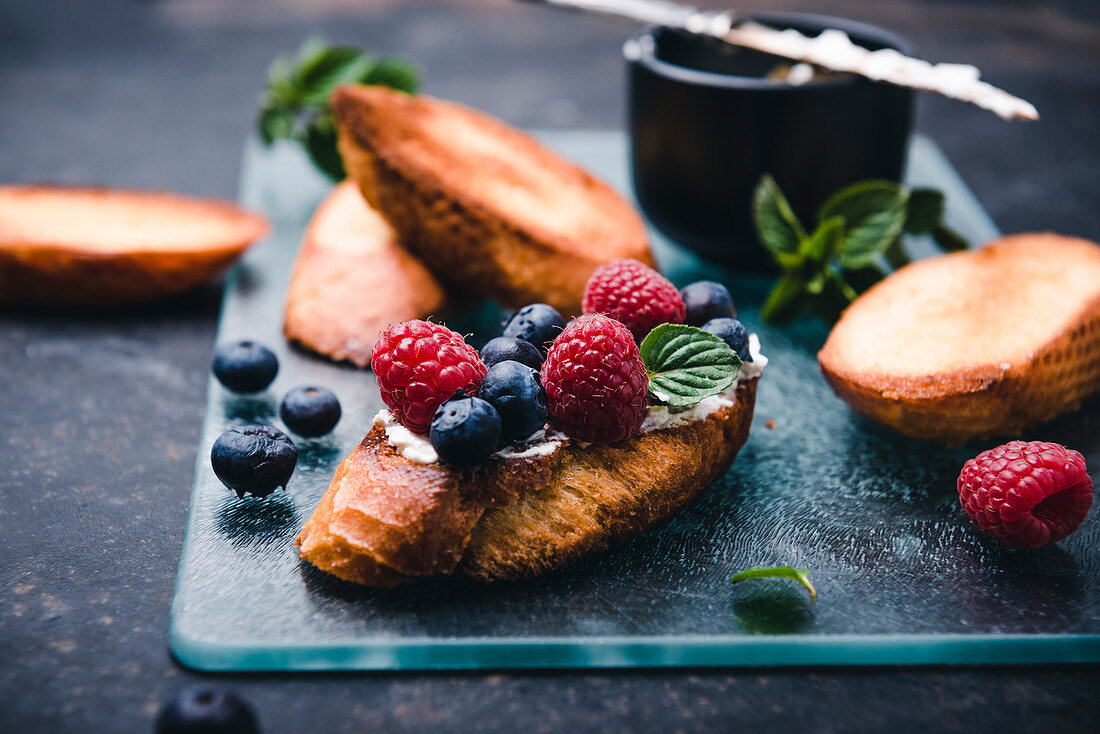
[639,324,740,407]
[256,38,421,180]
[761,274,809,324]
[933,222,969,251]
[362,57,420,93]
[905,188,944,234]
[731,566,817,602]
[819,180,909,269]
[799,216,845,264]
[753,174,807,261]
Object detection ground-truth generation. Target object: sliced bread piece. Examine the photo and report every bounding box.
[296,376,758,586]
[332,84,653,315]
[818,233,1100,444]
[283,181,446,367]
[0,185,267,306]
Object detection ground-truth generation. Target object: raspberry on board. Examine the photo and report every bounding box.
[582,258,686,341]
[371,320,487,434]
[957,440,1094,549]
[540,313,649,443]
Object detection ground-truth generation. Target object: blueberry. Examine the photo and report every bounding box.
[502,303,566,355]
[155,687,259,734]
[429,390,502,466]
[702,317,752,363]
[279,386,341,437]
[212,340,278,393]
[210,425,297,498]
[680,281,735,326]
[479,360,549,442]
[480,336,543,370]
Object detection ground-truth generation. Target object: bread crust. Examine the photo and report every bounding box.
[297,376,758,585]
[332,85,654,315]
[0,185,267,307]
[283,181,446,366]
[818,233,1100,444]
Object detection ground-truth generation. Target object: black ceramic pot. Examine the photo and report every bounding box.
[627,13,914,270]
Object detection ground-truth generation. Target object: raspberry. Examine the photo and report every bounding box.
[957,440,1093,549]
[540,314,649,443]
[371,320,487,434]
[582,259,685,341]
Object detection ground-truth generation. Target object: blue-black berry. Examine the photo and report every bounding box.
[480,336,543,370]
[155,687,260,734]
[478,360,548,442]
[211,425,297,498]
[279,386,341,437]
[702,317,752,363]
[680,281,735,326]
[212,340,278,393]
[502,303,566,355]
[429,390,502,466]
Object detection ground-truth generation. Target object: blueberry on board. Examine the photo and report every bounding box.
[502,303,566,355]
[480,336,544,370]
[155,687,260,734]
[430,390,502,466]
[211,340,278,393]
[479,360,549,442]
[279,386,341,437]
[702,317,752,363]
[210,425,297,498]
[680,281,735,326]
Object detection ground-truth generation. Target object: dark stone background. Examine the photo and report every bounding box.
[1,1,1097,731]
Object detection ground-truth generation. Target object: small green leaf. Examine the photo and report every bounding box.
[883,237,911,270]
[933,222,969,251]
[753,174,807,259]
[256,37,422,180]
[812,268,856,324]
[799,216,845,264]
[905,188,945,234]
[362,57,421,93]
[639,324,741,407]
[844,263,889,295]
[731,566,817,602]
[820,180,909,269]
[761,274,809,324]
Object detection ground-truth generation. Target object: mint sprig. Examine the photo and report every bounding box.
[731,566,817,603]
[752,175,968,325]
[257,37,420,180]
[639,324,741,407]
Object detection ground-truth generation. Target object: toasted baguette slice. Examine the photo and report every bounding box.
[296,376,757,586]
[819,233,1100,444]
[332,85,654,315]
[284,181,446,366]
[0,185,267,306]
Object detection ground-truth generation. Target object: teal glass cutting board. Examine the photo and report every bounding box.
[170,131,1100,670]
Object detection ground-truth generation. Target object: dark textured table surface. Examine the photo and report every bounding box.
[1,1,1098,731]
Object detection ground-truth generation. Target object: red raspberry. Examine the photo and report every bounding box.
[957,440,1093,549]
[540,314,649,443]
[582,258,685,341]
[371,320,486,434]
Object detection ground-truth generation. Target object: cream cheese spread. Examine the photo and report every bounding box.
[378,333,767,465]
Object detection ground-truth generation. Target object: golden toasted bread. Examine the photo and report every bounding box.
[819,233,1100,444]
[283,182,446,366]
[297,376,758,585]
[0,185,267,306]
[332,85,654,315]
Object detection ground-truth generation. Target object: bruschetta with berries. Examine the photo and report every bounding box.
[297,261,765,585]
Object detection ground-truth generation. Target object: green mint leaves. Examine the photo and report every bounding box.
[731,566,817,603]
[257,37,420,181]
[639,324,741,407]
[752,175,968,325]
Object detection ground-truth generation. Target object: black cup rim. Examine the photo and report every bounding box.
[626,12,914,92]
